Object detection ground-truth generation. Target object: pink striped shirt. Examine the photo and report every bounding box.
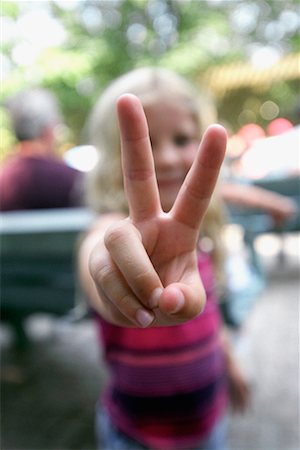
[94,251,227,449]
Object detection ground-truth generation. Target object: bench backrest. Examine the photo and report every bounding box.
[0,208,95,317]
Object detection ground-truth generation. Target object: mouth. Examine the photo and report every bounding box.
[157,177,183,190]
[157,169,187,186]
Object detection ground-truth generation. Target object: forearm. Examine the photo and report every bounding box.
[219,327,236,369]
[219,327,250,412]
[221,182,295,215]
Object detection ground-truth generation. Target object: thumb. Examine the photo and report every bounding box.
[159,281,206,320]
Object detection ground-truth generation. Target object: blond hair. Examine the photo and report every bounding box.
[86,67,226,286]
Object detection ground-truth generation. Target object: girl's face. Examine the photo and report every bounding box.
[144,100,199,212]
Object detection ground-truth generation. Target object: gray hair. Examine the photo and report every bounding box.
[6,88,61,141]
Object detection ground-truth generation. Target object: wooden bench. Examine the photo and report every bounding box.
[0,208,95,347]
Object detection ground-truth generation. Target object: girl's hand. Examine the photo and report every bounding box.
[87,94,227,327]
[227,359,251,413]
[220,330,250,413]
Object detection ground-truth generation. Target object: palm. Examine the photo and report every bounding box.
[123,216,196,325]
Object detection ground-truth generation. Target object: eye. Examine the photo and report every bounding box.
[173,134,194,147]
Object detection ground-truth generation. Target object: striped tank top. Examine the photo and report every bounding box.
[94,251,227,449]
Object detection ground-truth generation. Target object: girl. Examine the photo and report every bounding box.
[78,67,249,450]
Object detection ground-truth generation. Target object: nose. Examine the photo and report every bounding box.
[153,142,179,170]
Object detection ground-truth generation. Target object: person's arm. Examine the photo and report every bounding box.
[220,329,250,413]
[78,94,227,328]
[220,182,297,226]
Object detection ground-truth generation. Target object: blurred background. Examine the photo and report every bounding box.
[1,0,300,155]
[1,1,299,449]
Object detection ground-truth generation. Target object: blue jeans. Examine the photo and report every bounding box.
[95,406,228,450]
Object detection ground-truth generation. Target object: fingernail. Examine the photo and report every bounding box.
[136,309,154,328]
[148,288,163,309]
[170,289,185,314]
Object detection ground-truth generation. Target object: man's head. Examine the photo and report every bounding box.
[6,88,61,143]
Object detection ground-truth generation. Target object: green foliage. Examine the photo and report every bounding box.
[1,1,19,18]
[0,107,16,154]
[1,0,299,158]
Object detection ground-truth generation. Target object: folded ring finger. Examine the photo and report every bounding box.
[104,220,163,309]
[94,254,155,328]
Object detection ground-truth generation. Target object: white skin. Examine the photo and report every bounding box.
[79,94,227,328]
[79,94,249,411]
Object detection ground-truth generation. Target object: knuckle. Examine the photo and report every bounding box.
[126,168,153,181]
[134,268,153,284]
[104,221,130,250]
[96,264,116,291]
[88,251,101,280]
[190,290,206,318]
[118,294,135,313]
[89,254,115,291]
[104,224,124,248]
[133,269,155,298]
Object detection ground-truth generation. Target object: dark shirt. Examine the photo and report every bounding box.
[0,155,83,211]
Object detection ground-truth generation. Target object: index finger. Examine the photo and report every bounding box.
[171,125,227,229]
[117,94,161,222]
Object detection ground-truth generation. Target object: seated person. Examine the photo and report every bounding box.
[0,88,83,211]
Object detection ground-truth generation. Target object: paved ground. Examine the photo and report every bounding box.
[1,233,299,450]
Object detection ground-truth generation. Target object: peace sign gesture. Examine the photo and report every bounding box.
[86,94,227,328]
